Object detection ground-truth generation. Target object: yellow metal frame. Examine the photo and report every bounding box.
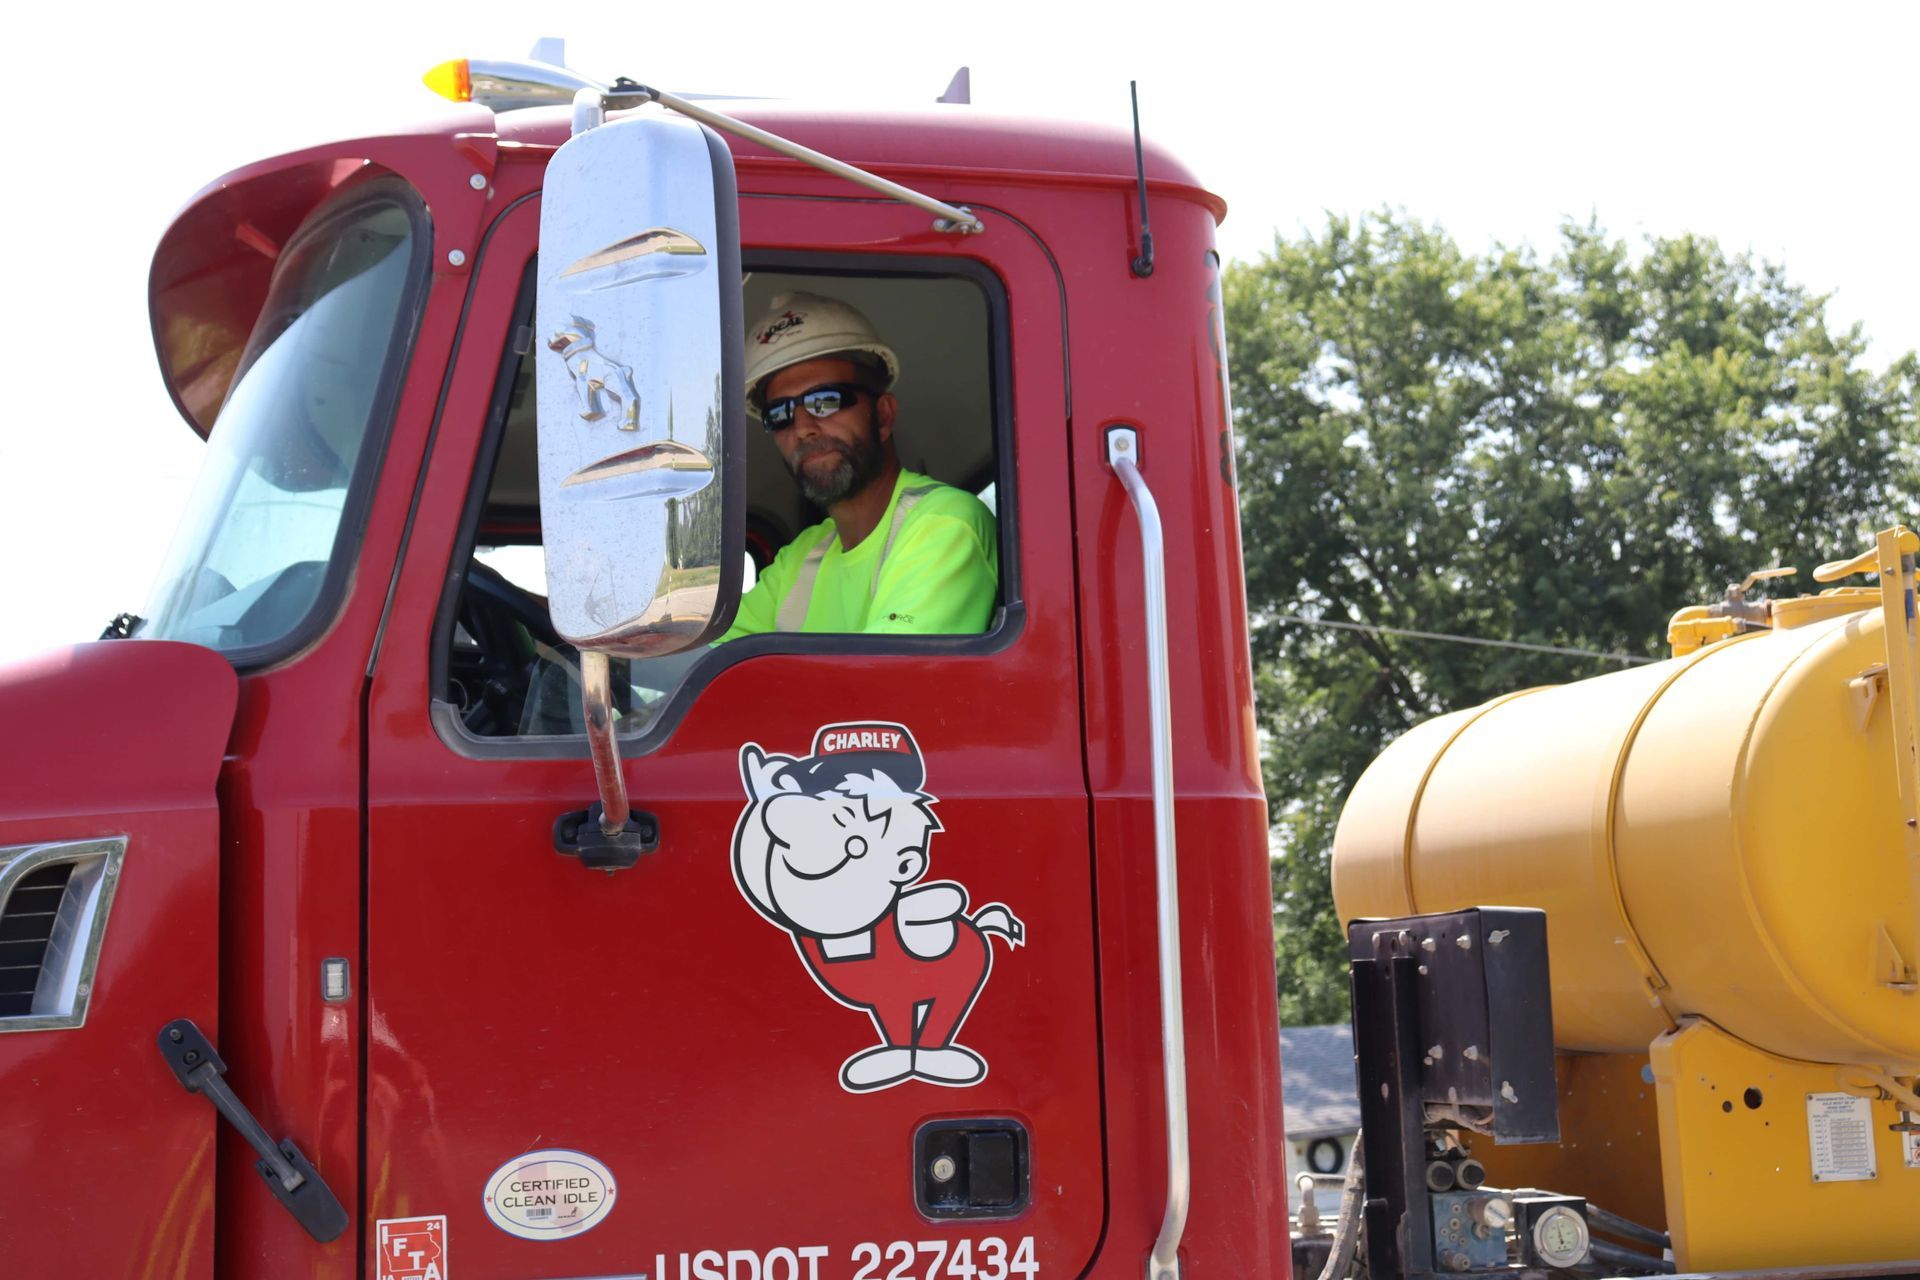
[1666,606,1740,657]
[1651,1018,1920,1270]
[1596,635,1769,1022]
[1395,688,1540,915]
[1816,527,1920,990]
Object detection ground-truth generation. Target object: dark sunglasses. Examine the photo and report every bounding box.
[762,382,877,430]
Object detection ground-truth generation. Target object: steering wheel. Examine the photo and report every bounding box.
[452,559,564,734]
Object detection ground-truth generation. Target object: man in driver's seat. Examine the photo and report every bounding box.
[720,292,998,640]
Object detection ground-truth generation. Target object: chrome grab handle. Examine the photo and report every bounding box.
[1107,425,1190,1280]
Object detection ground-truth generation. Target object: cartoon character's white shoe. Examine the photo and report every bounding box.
[913,1045,986,1085]
[841,1046,915,1091]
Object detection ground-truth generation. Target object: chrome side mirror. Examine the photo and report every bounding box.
[536,110,743,659]
[537,108,743,868]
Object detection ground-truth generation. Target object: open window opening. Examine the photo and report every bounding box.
[437,260,1011,747]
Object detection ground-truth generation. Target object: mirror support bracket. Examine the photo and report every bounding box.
[573,80,982,235]
[581,650,631,835]
[571,85,605,137]
[559,654,661,875]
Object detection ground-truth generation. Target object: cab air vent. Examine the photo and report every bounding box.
[0,837,127,1032]
[0,863,76,1017]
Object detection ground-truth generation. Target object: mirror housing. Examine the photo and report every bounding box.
[536,110,744,657]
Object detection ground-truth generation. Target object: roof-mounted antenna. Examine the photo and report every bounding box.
[1129,81,1154,278]
[939,67,971,104]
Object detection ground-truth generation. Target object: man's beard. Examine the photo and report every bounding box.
[788,420,885,507]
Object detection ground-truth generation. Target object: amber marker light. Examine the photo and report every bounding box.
[423,59,473,103]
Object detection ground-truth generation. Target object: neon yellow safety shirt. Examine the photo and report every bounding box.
[721,469,998,640]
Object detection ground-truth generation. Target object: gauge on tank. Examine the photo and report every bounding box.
[1530,1204,1591,1267]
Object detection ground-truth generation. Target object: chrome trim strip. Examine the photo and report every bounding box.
[560,228,708,277]
[0,836,126,1033]
[1107,426,1190,1280]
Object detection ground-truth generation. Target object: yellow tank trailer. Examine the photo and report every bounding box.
[1334,528,1920,1272]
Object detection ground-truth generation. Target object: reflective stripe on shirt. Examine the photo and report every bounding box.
[775,486,936,632]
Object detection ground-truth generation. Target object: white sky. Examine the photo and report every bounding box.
[2,2,1914,665]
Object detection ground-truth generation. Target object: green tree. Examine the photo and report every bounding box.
[1227,213,1920,1027]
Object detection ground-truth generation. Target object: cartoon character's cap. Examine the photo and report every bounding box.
[781,721,924,795]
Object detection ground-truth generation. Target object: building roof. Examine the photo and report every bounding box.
[1280,1023,1361,1139]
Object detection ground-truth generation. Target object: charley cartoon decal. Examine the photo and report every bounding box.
[732,722,1025,1092]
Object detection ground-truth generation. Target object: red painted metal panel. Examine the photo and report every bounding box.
[0,640,234,1277]
[199,146,514,1279]
[493,102,1226,218]
[1054,192,1289,1278]
[361,189,1107,1278]
[118,101,1288,1279]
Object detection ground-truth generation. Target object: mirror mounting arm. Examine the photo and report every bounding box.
[571,85,605,137]
[581,651,631,835]
[577,80,983,236]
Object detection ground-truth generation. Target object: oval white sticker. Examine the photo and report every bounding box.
[482,1149,616,1240]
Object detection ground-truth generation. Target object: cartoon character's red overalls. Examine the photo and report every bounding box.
[797,909,991,1049]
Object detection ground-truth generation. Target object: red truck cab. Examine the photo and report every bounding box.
[0,89,1282,1280]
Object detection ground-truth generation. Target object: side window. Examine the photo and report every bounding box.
[438,263,1008,743]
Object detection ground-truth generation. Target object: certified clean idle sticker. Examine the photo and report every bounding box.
[483,1149,616,1239]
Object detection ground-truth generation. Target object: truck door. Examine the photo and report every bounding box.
[0,640,232,1275]
[363,193,1102,1279]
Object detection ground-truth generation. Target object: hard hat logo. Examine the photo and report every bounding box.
[743,291,901,415]
[731,721,1026,1092]
[755,310,804,345]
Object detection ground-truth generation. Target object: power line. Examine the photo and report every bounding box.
[1270,612,1657,666]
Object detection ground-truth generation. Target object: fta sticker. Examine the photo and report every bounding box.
[483,1148,617,1240]
[1906,1130,1920,1170]
[376,1216,447,1280]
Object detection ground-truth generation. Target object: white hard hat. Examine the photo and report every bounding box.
[744,291,900,415]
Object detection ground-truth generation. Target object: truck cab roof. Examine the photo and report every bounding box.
[151,98,1224,440]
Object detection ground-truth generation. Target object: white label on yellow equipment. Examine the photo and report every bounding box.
[1806,1092,1877,1182]
[1905,1130,1920,1171]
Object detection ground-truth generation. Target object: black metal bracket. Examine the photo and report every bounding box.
[552,802,660,872]
[1352,932,1435,1276]
[1348,908,1559,1279]
[156,1019,348,1243]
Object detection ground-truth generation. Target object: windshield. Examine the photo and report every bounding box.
[142,184,425,658]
